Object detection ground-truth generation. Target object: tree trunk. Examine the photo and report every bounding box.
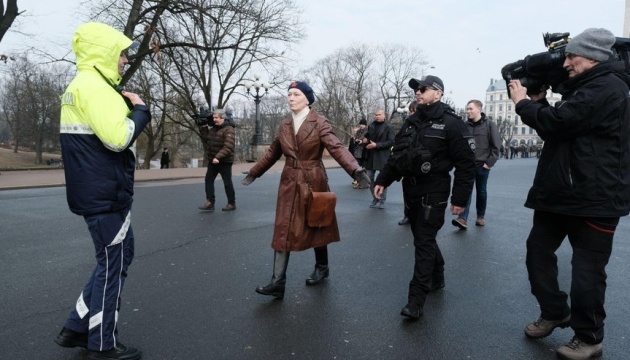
[144,141,155,169]
[0,0,20,44]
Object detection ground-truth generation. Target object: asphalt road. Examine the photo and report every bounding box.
[1,159,629,360]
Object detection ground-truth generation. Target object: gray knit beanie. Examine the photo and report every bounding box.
[565,28,615,62]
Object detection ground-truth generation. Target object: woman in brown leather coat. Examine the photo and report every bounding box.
[242,81,370,299]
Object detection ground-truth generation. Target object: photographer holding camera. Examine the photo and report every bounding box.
[198,108,236,212]
[508,28,630,360]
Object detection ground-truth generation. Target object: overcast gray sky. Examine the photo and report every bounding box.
[1,0,625,107]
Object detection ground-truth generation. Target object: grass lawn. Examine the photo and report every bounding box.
[0,147,63,170]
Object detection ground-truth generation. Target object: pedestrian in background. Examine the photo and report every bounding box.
[54,22,150,360]
[160,147,170,169]
[198,108,236,212]
[351,118,368,188]
[398,100,418,226]
[242,81,370,299]
[362,108,395,209]
[452,100,500,230]
[509,28,630,360]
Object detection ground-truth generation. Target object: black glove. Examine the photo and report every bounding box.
[241,174,256,186]
[353,168,371,189]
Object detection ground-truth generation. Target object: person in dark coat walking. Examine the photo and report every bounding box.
[361,108,395,208]
[350,118,369,188]
[160,148,170,169]
[509,28,630,360]
[242,81,370,299]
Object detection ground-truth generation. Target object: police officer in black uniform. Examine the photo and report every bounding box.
[374,75,475,319]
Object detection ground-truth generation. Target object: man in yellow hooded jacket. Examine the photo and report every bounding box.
[54,22,150,360]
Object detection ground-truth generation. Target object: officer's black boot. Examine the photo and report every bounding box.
[306,246,329,285]
[256,251,290,298]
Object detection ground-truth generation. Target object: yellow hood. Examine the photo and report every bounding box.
[72,22,132,85]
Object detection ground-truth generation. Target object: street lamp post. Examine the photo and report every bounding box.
[244,75,270,146]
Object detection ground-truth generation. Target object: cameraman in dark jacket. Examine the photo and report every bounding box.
[374,75,475,320]
[509,28,630,360]
[198,108,236,211]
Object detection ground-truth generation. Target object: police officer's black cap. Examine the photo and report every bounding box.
[409,75,444,92]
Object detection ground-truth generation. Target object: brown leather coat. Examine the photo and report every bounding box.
[248,109,360,252]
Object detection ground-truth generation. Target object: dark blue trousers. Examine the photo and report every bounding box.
[460,165,490,221]
[64,208,134,351]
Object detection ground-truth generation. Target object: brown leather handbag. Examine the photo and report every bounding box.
[307,191,337,228]
[298,160,337,228]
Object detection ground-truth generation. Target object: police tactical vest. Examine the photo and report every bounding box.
[388,120,434,176]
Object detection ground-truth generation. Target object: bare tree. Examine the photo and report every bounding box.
[308,51,356,144]
[495,115,515,154]
[375,44,428,118]
[259,94,287,140]
[342,44,375,123]
[86,0,304,165]
[0,0,22,45]
[0,55,68,162]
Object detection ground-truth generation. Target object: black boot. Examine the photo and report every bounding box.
[256,251,289,298]
[431,273,445,291]
[306,246,329,286]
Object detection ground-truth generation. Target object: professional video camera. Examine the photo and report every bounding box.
[501,32,630,95]
[192,106,212,126]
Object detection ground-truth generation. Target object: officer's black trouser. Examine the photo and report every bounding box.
[406,191,448,308]
[526,211,618,344]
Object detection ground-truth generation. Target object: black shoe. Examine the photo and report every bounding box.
[305,265,329,285]
[369,199,379,208]
[431,276,445,291]
[398,217,409,225]
[255,283,285,298]
[87,342,142,360]
[54,327,88,349]
[400,304,422,320]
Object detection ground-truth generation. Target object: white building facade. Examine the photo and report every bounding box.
[484,78,561,146]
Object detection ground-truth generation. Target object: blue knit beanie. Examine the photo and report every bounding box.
[288,81,315,105]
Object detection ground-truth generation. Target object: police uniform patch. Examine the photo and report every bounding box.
[432,124,445,130]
